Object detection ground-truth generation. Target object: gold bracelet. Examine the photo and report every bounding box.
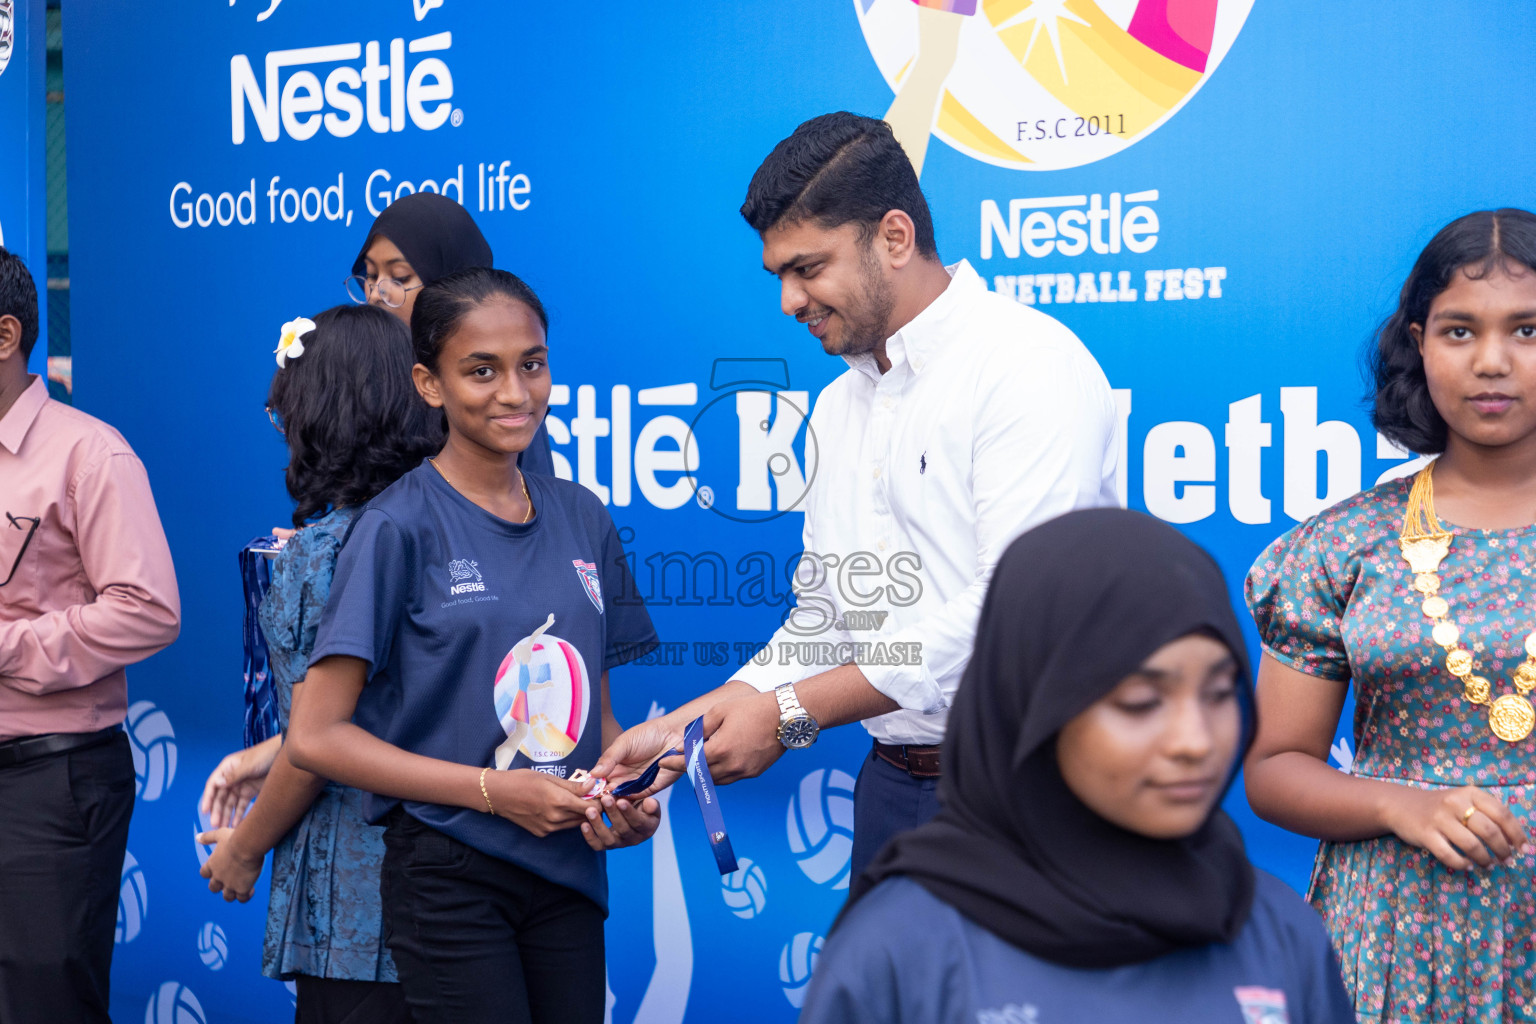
[479,766,498,817]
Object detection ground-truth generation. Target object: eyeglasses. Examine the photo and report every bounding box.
[1,512,39,587]
[344,274,423,309]
[266,407,285,435]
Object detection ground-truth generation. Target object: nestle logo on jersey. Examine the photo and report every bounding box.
[448,558,485,595]
[230,31,456,144]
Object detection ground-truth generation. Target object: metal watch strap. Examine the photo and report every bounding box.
[775,682,805,719]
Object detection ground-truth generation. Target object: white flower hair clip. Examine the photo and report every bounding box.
[275,317,316,369]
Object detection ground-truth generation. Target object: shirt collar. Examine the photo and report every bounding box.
[0,376,48,456]
[843,259,981,380]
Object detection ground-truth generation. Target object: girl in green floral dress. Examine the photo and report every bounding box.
[1246,209,1536,1023]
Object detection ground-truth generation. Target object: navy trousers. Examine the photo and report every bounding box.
[850,745,941,881]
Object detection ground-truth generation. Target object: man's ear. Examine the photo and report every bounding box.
[0,315,22,363]
[879,209,919,271]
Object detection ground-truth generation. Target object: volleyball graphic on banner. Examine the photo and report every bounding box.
[778,932,824,1009]
[787,768,856,890]
[0,0,13,79]
[492,614,592,767]
[116,850,147,944]
[721,858,769,920]
[856,0,1256,170]
[196,923,228,971]
[126,700,178,801]
[192,807,214,868]
[144,982,207,1024]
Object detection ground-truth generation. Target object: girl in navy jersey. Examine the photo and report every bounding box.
[288,267,660,1024]
[803,509,1353,1023]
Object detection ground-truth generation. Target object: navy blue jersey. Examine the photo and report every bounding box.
[802,873,1353,1023]
[310,463,656,912]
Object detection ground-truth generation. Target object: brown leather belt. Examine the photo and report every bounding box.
[873,741,942,778]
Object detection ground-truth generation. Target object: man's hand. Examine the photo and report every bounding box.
[580,794,662,850]
[198,829,265,902]
[700,689,786,784]
[200,736,283,829]
[591,715,688,797]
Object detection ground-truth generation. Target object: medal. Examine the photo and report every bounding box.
[1489,693,1536,743]
[1399,465,1536,743]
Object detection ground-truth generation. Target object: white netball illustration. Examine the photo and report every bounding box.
[493,614,592,767]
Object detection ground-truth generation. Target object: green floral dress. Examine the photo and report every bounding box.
[1247,477,1535,1023]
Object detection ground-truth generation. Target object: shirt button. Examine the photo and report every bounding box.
[878,540,888,552]
[873,467,882,480]
[882,398,894,410]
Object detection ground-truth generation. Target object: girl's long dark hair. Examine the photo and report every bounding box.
[267,304,442,525]
[1370,208,1536,455]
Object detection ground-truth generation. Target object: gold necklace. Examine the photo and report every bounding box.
[429,458,533,524]
[1399,464,1536,742]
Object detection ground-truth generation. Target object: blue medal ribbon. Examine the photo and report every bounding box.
[609,715,738,875]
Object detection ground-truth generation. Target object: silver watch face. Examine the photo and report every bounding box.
[780,716,819,749]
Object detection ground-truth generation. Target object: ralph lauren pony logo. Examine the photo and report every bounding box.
[572,559,603,613]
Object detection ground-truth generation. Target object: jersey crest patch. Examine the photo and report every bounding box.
[1234,986,1289,1024]
[573,559,603,613]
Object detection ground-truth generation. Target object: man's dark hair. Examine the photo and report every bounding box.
[267,304,442,525]
[0,247,40,359]
[1369,208,1536,455]
[740,112,937,258]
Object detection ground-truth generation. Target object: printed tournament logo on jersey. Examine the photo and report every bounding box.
[1234,986,1289,1024]
[448,558,485,595]
[572,559,603,613]
[492,614,593,767]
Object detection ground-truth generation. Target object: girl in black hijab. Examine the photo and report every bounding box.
[348,191,552,475]
[800,508,1352,1023]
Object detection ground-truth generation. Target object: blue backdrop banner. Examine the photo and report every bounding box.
[0,0,46,377]
[59,2,1536,1022]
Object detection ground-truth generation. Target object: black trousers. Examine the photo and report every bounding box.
[294,976,411,1024]
[849,746,941,881]
[0,733,134,1024]
[380,812,606,1024]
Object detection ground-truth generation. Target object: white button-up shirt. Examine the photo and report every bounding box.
[733,260,1119,744]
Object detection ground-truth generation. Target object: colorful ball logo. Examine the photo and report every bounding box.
[786,768,857,890]
[492,615,592,767]
[856,0,1255,173]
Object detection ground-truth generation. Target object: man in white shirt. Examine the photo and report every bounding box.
[594,112,1119,875]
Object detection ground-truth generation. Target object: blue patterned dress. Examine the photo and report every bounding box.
[1247,477,1535,1022]
[258,507,396,982]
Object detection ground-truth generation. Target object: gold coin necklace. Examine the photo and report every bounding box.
[1399,464,1536,742]
[429,458,533,524]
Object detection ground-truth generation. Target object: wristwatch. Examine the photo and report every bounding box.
[774,683,820,749]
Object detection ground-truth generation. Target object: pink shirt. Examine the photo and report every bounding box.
[0,376,180,739]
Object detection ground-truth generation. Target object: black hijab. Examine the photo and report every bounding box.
[848,507,1256,969]
[350,191,493,284]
